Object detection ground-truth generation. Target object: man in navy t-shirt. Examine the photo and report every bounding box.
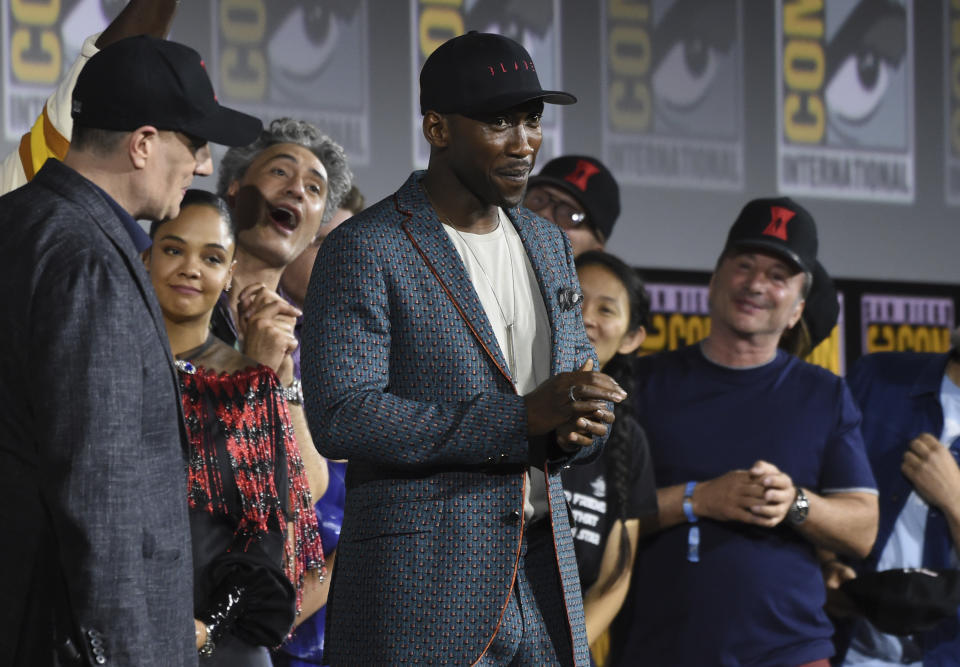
[611,198,879,667]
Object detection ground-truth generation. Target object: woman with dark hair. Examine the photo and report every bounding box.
[563,250,658,665]
[144,190,324,665]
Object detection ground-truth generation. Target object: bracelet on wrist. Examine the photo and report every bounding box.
[198,623,214,657]
[283,378,303,405]
[683,481,700,563]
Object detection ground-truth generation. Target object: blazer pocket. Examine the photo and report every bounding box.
[342,498,441,544]
[142,530,182,562]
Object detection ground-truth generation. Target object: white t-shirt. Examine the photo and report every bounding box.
[443,209,552,522]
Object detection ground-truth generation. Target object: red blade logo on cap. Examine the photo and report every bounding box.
[564,159,601,192]
[763,206,796,241]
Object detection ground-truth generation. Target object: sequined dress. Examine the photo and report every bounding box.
[178,352,323,666]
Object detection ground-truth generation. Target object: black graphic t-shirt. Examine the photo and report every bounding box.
[562,414,657,590]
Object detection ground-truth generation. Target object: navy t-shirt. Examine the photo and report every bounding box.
[611,345,877,667]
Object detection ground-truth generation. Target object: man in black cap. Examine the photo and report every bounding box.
[0,36,260,666]
[609,197,879,667]
[525,154,621,256]
[303,31,624,666]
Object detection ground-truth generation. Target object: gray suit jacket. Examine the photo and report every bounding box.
[0,159,196,665]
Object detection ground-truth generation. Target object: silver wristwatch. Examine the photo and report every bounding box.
[283,379,303,405]
[787,487,809,525]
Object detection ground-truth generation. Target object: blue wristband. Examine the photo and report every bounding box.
[682,481,698,523]
[683,481,700,563]
[687,525,700,563]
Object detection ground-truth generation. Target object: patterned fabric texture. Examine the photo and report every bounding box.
[180,365,324,613]
[302,171,600,666]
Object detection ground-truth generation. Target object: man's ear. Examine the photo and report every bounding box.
[618,325,647,357]
[129,126,159,170]
[225,180,240,208]
[422,111,450,149]
[788,298,806,330]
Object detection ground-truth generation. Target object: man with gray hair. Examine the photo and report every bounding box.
[211,117,352,385]
[210,120,352,603]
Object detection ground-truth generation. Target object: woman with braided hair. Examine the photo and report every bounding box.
[562,251,658,665]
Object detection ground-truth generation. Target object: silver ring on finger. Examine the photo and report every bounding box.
[568,385,578,403]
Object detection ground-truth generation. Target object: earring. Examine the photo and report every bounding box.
[224,282,232,293]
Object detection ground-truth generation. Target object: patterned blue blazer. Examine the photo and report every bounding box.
[302,171,601,665]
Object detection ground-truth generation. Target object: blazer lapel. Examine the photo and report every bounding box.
[509,207,567,376]
[396,173,514,387]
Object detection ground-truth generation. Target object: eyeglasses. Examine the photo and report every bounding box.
[524,189,589,230]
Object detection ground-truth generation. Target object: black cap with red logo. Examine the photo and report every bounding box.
[527,155,620,240]
[419,31,576,116]
[72,35,262,147]
[723,197,818,275]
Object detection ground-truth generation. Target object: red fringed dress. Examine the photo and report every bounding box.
[178,360,323,663]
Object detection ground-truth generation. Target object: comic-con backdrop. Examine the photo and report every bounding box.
[2,0,958,368]
[640,270,958,376]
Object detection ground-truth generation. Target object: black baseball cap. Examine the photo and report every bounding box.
[723,197,818,275]
[803,260,839,348]
[420,31,576,115]
[528,155,621,240]
[72,35,262,147]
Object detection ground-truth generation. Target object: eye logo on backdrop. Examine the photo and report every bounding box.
[777,0,913,203]
[2,0,119,143]
[213,0,371,165]
[411,0,567,168]
[602,0,744,190]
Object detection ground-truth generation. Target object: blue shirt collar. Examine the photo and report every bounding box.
[90,182,152,253]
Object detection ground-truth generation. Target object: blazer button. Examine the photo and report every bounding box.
[507,509,522,524]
